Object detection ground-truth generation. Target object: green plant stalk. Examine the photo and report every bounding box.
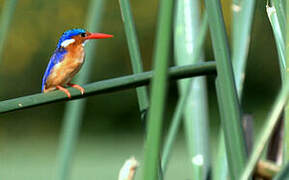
[267,4,286,81]
[162,11,209,173]
[214,1,255,179]
[0,0,18,63]
[119,0,149,113]
[284,0,289,165]
[266,0,289,165]
[241,81,289,180]
[143,0,174,179]
[55,0,105,180]
[0,62,216,114]
[172,1,210,177]
[204,0,248,179]
[272,0,286,39]
[232,0,256,98]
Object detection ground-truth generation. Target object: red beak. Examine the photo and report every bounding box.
[85,33,113,40]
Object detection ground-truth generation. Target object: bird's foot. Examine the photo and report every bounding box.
[56,85,71,98]
[67,83,85,95]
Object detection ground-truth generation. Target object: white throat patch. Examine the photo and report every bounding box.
[61,39,75,48]
[82,41,87,47]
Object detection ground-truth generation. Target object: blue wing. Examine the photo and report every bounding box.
[41,48,67,92]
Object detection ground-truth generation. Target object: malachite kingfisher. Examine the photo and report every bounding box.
[42,28,113,98]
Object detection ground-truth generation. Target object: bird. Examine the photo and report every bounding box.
[41,28,113,98]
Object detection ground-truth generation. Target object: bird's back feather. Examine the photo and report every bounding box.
[41,48,67,91]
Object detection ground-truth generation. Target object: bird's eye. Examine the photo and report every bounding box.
[80,33,86,37]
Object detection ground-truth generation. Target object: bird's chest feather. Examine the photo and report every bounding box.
[48,46,85,85]
[62,46,85,70]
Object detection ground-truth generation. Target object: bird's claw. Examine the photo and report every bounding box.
[67,83,85,95]
[56,85,71,98]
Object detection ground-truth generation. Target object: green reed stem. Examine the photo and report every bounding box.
[205,0,248,179]
[0,62,216,114]
[161,6,210,178]
[143,0,174,178]
[119,0,149,113]
[214,1,255,179]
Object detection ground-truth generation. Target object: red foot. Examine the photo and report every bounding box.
[56,85,71,98]
[67,83,85,95]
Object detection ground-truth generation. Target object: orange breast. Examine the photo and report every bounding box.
[44,45,85,91]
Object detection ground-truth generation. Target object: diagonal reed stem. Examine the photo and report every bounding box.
[267,3,286,81]
[239,4,289,174]
[0,62,216,114]
[119,0,149,114]
[232,0,256,98]
[214,0,255,179]
[241,82,289,180]
[205,0,248,179]
[272,0,286,40]
[267,0,289,166]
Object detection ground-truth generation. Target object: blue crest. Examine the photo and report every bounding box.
[57,28,86,48]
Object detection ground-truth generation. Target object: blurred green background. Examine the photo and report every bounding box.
[0,0,282,179]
